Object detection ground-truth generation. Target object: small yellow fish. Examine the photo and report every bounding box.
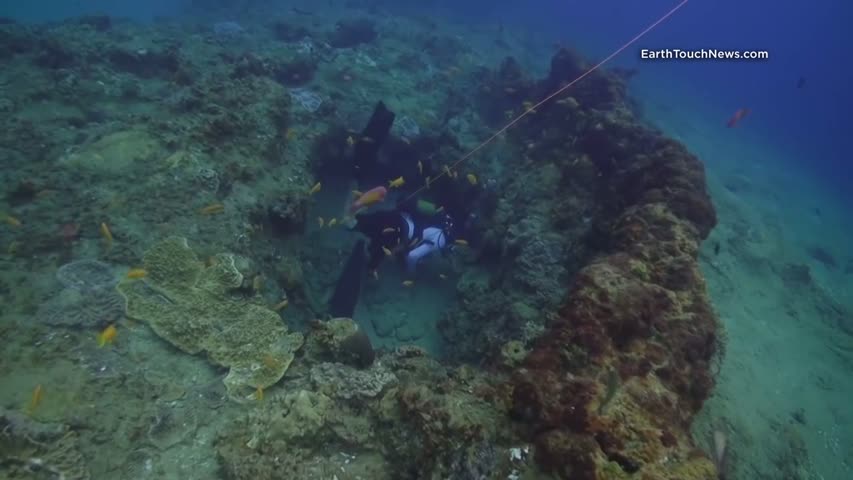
[27,384,43,414]
[255,386,264,402]
[347,135,355,146]
[388,176,405,189]
[2,214,21,227]
[100,222,113,248]
[261,354,280,370]
[328,218,337,227]
[361,136,375,143]
[318,217,325,227]
[436,206,444,213]
[439,274,447,280]
[252,274,264,292]
[382,227,396,234]
[286,128,297,140]
[401,280,414,287]
[522,101,537,113]
[454,239,469,247]
[382,246,393,256]
[97,324,117,347]
[417,160,423,175]
[273,299,289,311]
[466,173,478,185]
[309,182,321,195]
[352,190,363,197]
[126,268,147,279]
[199,203,224,215]
[442,165,453,178]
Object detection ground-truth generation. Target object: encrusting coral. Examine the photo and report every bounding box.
[507,55,721,477]
[116,236,303,400]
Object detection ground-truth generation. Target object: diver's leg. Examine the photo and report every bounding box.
[406,242,437,274]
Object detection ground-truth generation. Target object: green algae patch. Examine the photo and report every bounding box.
[116,237,303,401]
[60,129,161,174]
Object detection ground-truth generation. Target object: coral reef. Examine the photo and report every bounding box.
[217,341,529,480]
[506,51,719,477]
[117,237,304,399]
[305,317,376,368]
[55,259,116,290]
[146,401,199,450]
[0,407,90,480]
[0,9,728,480]
[37,259,125,328]
[37,284,125,328]
[310,362,397,399]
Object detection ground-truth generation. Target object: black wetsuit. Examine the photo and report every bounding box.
[352,209,416,271]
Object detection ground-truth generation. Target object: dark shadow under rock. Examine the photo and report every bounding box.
[329,19,377,48]
[806,246,837,269]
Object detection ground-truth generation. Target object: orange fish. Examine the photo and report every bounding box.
[126,268,147,279]
[726,108,750,127]
[27,384,43,414]
[2,214,21,227]
[97,324,117,347]
[349,186,387,213]
[99,222,113,247]
[199,203,225,215]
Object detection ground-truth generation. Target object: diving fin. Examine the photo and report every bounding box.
[352,101,396,186]
[329,239,367,318]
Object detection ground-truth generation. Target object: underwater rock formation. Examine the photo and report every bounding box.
[448,46,723,478]
[310,362,397,399]
[266,189,310,236]
[116,237,304,400]
[510,122,719,477]
[305,317,375,368]
[217,336,530,480]
[0,408,90,480]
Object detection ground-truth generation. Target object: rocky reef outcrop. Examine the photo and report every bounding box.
[504,52,719,478]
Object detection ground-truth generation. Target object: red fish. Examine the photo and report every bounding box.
[726,108,750,127]
[349,186,387,213]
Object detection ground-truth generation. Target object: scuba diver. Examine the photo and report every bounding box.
[327,100,478,318]
[349,201,457,274]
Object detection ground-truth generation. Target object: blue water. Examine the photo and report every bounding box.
[7,0,847,185]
